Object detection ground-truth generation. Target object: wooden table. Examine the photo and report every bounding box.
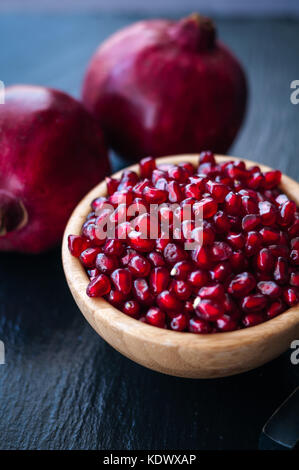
[0,12,298,450]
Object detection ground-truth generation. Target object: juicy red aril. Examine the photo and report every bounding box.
[163,242,187,264]
[111,268,132,295]
[139,156,156,178]
[290,272,299,287]
[193,197,218,218]
[172,280,192,300]
[257,281,281,298]
[273,257,289,285]
[73,155,299,334]
[143,186,168,204]
[241,294,267,312]
[150,267,170,294]
[189,317,212,334]
[133,278,154,305]
[157,290,182,312]
[216,315,238,332]
[194,298,224,320]
[242,313,265,327]
[283,287,299,306]
[96,253,118,273]
[187,269,209,287]
[257,248,275,272]
[147,251,165,267]
[146,307,165,328]
[80,247,101,267]
[267,299,286,319]
[228,272,256,297]
[128,255,151,277]
[68,235,89,257]
[170,261,193,280]
[242,214,261,231]
[198,283,225,300]
[170,314,187,331]
[224,191,242,215]
[122,300,140,318]
[86,274,111,297]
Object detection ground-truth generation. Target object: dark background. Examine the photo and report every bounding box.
[0,10,299,450]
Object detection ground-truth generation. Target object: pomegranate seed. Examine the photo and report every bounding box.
[199,150,215,165]
[155,235,171,253]
[243,313,265,327]
[80,247,101,268]
[279,200,296,226]
[86,274,111,297]
[120,248,138,266]
[170,314,187,331]
[211,241,232,262]
[242,196,259,215]
[213,211,231,232]
[230,251,247,272]
[273,257,289,285]
[227,232,245,250]
[259,201,277,225]
[111,268,132,295]
[291,237,299,250]
[172,280,192,300]
[106,177,119,195]
[68,235,89,257]
[163,243,187,264]
[133,179,151,197]
[247,172,264,190]
[198,283,225,300]
[257,248,275,272]
[290,272,299,287]
[288,219,299,238]
[150,267,170,295]
[168,181,183,203]
[87,268,99,280]
[209,262,232,282]
[193,197,218,219]
[103,239,124,256]
[188,317,212,334]
[224,192,242,215]
[228,272,256,297]
[242,214,261,231]
[146,307,165,328]
[128,255,151,277]
[133,278,154,305]
[157,290,183,312]
[267,299,286,319]
[128,230,155,252]
[139,156,156,178]
[191,246,211,269]
[170,261,193,280]
[147,251,165,267]
[191,221,215,245]
[241,294,267,312]
[216,315,238,332]
[263,170,281,189]
[107,290,127,306]
[96,253,118,273]
[143,186,168,204]
[257,281,281,298]
[109,189,133,206]
[290,249,299,266]
[185,183,202,199]
[167,165,187,183]
[283,287,299,306]
[269,244,289,258]
[122,300,140,318]
[194,298,224,320]
[260,227,280,245]
[245,231,262,256]
[205,181,229,202]
[187,269,209,287]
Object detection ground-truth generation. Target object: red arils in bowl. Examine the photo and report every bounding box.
[68,154,299,334]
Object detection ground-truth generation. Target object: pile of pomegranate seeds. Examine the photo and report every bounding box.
[68,152,299,333]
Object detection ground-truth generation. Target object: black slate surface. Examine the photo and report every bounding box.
[0,12,299,450]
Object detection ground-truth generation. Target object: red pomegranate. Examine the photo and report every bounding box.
[0,85,109,253]
[82,14,247,160]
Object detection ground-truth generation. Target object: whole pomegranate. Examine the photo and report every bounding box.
[0,85,109,253]
[82,14,247,160]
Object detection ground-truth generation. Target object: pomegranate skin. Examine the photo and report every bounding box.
[0,85,109,253]
[82,14,247,160]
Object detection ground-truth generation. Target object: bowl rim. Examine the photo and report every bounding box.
[62,154,299,351]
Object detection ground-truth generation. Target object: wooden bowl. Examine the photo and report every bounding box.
[62,155,299,378]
